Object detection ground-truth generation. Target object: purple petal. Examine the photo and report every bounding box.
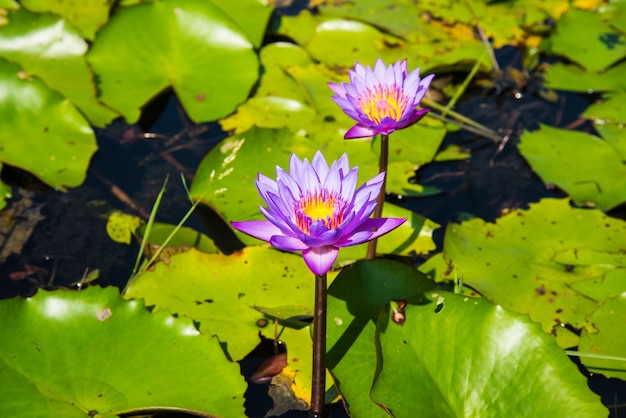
[231,220,282,243]
[312,151,330,181]
[344,124,378,139]
[339,167,358,199]
[335,217,407,247]
[302,245,339,275]
[328,82,347,98]
[270,235,308,251]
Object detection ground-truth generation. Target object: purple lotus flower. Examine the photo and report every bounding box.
[231,152,406,275]
[329,58,434,139]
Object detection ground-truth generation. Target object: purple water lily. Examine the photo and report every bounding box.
[329,58,434,139]
[231,151,406,275]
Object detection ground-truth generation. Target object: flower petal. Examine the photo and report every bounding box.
[231,220,282,243]
[302,245,339,275]
[344,124,377,139]
[335,217,407,247]
[270,235,308,251]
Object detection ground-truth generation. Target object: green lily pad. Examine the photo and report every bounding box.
[0,8,118,127]
[549,7,626,73]
[326,258,437,417]
[87,0,260,123]
[440,198,626,336]
[124,246,326,403]
[0,0,17,10]
[543,62,626,93]
[207,0,273,49]
[0,286,246,417]
[519,124,626,210]
[579,294,626,379]
[593,122,626,161]
[136,221,219,258]
[0,59,97,191]
[20,0,113,40]
[584,91,626,124]
[370,292,607,417]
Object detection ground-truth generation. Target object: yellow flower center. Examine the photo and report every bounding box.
[296,191,344,234]
[359,86,407,124]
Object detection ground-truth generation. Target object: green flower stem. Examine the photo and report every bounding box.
[310,272,328,417]
[367,133,389,259]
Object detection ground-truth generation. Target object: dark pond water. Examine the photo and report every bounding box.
[1,44,624,416]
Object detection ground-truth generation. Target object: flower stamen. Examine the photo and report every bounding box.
[359,86,407,124]
[295,190,344,234]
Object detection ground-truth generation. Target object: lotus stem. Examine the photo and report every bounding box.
[310,272,328,417]
[367,133,389,259]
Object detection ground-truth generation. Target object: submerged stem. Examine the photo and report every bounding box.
[310,273,328,418]
[366,133,389,259]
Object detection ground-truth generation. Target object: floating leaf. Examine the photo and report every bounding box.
[543,62,626,93]
[105,211,142,244]
[440,198,626,336]
[0,8,119,127]
[579,294,626,379]
[87,0,260,123]
[519,124,626,210]
[370,292,607,417]
[20,0,114,40]
[0,286,246,417]
[124,247,329,403]
[326,259,436,417]
[0,59,97,191]
[549,7,626,73]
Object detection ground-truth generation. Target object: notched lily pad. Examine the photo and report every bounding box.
[440,198,626,338]
[370,292,607,417]
[0,286,246,417]
[519,124,626,210]
[87,0,259,123]
[0,59,97,191]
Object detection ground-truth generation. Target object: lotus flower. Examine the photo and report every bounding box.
[231,152,406,275]
[329,58,434,139]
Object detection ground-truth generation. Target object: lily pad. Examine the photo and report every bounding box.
[0,59,97,191]
[87,0,260,123]
[326,258,436,417]
[0,286,246,417]
[519,124,626,210]
[549,7,626,73]
[440,198,626,336]
[370,292,607,417]
[123,246,328,403]
[579,294,626,379]
[20,0,113,40]
[0,8,118,127]
[543,62,626,93]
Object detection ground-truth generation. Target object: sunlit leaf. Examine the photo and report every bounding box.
[0,8,118,126]
[579,294,626,379]
[87,0,260,123]
[20,0,114,40]
[543,62,626,93]
[440,198,626,336]
[207,0,273,48]
[124,247,327,403]
[0,286,246,417]
[519,124,626,210]
[0,59,97,191]
[326,259,436,417]
[370,292,607,417]
[549,7,626,73]
[105,211,142,244]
